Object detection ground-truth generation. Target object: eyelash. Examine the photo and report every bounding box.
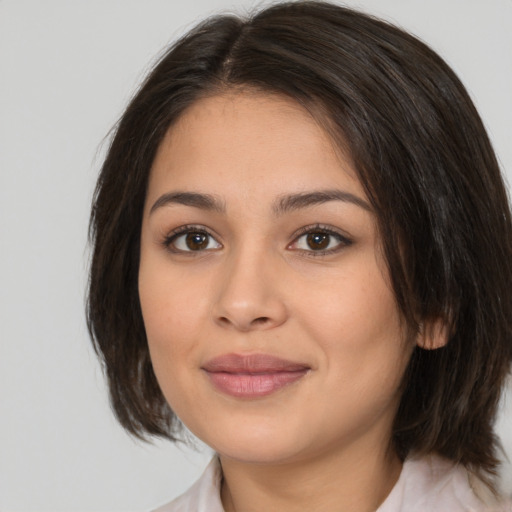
[162,223,353,256]
[289,224,353,257]
[163,225,221,254]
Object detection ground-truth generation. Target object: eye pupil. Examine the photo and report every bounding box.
[307,233,329,250]
[186,232,208,250]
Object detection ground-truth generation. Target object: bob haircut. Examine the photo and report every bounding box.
[87,0,512,482]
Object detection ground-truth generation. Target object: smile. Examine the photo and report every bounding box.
[201,353,310,398]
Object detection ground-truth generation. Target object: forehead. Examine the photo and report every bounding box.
[147,91,364,208]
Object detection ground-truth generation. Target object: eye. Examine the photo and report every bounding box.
[289,226,352,254]
[165,227,222,253]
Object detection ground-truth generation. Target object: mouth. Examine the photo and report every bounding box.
[201,353,310,398]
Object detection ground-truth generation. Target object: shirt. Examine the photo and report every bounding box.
[153,455,512,511]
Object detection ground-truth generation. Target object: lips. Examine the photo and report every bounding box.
[202,353,310,398]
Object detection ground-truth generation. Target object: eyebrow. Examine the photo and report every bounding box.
[149,189,371,216]
[273,190,372,215]
[149,192,225,215]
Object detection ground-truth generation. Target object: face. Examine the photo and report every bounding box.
[139,92,414,466]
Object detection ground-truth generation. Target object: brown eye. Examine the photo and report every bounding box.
[167,228,222,252]
[290,227,352,254]
[306,233,330,250]
[185,232,209,250]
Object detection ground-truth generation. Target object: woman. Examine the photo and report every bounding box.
[87,1,512,510]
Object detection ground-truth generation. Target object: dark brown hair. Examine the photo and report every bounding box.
[87,0,512,483]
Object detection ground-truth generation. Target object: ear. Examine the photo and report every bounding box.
[416,318,450,350]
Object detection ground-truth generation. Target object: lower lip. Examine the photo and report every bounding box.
[205,370,308,398]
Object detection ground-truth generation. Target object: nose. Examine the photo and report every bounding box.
[212,247,288,332]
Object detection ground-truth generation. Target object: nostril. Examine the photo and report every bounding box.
[251,317,270,326]
[216,315,271,330]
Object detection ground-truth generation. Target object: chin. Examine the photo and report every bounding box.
[215,439,304,466]
[193,416,314,466]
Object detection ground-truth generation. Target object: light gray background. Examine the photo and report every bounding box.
[1,1,511,511]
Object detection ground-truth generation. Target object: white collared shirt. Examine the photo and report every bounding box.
[153,455,512,511]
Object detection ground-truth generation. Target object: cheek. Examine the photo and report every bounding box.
[138,255,205,381]
[139,275,203,421]
[139,242,208,335]
[298,258,401,342]
[295,257,409,382]
[300,272,410,430]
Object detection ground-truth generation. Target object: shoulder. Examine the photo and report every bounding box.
[151,457,224,512]
[378,454,512,512]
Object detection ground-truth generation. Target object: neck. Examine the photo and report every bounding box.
[220,437,402,512]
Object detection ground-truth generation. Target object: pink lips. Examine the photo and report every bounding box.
[202,353,310,398]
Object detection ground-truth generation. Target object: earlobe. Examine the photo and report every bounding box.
[416,319,450,350]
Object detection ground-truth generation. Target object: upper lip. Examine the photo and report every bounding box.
[201,353,310,373]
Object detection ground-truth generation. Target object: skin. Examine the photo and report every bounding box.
[139,91,424,511]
